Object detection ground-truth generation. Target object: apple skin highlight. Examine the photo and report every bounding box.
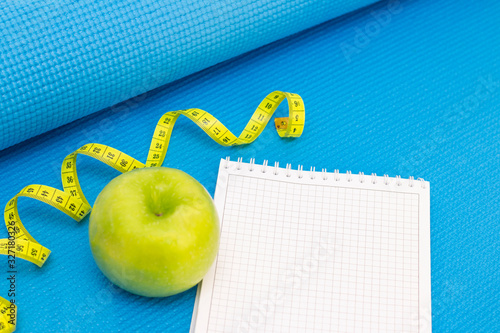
[88,167,220,297]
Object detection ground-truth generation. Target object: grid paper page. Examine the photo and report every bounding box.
[191,160,431,333]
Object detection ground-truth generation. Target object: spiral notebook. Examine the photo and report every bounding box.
[190,158,431,332]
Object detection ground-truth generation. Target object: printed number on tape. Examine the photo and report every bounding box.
[0,91,304,332]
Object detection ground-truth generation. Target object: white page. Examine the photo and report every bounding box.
[191,159,431,333]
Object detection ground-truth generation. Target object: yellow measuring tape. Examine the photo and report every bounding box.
[0,91,304,331]
[0,298,15,333]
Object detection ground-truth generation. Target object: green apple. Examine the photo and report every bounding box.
[88,167,220,297]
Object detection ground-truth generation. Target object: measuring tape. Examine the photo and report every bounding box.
[0,91,304,331]
[0,298,15,333]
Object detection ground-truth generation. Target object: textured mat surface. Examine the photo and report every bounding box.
[0,0,377,151]
[0,0,499,332]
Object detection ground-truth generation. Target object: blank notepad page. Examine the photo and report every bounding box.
[191,159,431,333]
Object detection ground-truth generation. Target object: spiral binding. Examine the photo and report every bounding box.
[261,160,268,173]
[297,165,303,179]
[346,170,353,182]
[249,158,255,171]
[273,162,280,175]
[224,157,427,188]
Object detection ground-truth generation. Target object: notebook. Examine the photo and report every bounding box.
[190,158,431,332]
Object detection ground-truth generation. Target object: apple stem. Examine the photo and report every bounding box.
[155,213,163,217]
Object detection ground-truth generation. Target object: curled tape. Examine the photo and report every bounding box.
[0,91,304,331]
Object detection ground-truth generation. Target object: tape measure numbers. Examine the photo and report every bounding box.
[0,91,304,331]
[145,91,304,167]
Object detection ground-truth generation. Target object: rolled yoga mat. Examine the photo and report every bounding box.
[0,0,379,151]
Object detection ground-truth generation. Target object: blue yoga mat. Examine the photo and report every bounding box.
[0,0,377,151]
[0,0,499,332]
